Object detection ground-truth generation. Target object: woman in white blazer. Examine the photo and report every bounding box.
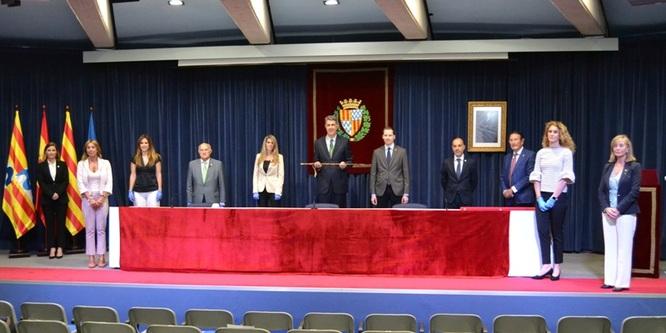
[252,134,284,207]
[76,139,113,268]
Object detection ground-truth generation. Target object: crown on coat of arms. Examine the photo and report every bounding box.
[339,99,362,109]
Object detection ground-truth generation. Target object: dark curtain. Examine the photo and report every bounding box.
[1,41,665,256]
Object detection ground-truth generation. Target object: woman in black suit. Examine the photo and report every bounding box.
[36,142,69,259]
[598,134,641,292]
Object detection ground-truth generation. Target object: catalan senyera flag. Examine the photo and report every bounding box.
[35,109,49,226]
[2,110,36,238]
[61,110,85,235]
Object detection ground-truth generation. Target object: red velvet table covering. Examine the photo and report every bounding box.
[119,208,510,276]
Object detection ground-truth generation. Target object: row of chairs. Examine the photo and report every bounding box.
[2,301,666,333]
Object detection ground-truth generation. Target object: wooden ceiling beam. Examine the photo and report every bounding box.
[375,0,430,40]
[551,0,607,36]
[66,0,115,49]
[220,0,272,44]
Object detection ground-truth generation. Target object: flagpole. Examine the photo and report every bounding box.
[35,105,50,257]
[62,105,86,255]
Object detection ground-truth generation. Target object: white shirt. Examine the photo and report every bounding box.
[529,147,575,192]
[48,160,57,181]
[385,144,395,158]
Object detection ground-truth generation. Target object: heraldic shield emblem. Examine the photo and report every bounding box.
[334,98,371,142]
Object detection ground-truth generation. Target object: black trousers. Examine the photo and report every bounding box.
[317,191,346,208]
[43,201,67,248]
[445,193,463,209]
[535,192,569,264]
[377,185,401,208]
[258,189,280,207]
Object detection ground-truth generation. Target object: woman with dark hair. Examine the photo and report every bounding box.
[35,142,69,259]
[128,134,162,207]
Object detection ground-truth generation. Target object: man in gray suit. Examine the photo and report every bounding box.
[370,127,410,208]
[186,142,226,206]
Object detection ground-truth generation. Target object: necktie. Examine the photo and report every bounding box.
[386,147,392,165]
[456,158,462,178]
[328,139,334,157]
[508,153,518,186]
[201,161,208,183]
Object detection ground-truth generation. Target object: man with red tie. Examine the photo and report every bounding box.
[500,131,536,207]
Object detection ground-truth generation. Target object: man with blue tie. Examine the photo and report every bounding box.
[440,137,478,209]
[500,131,536,207]
[370,127,410,208]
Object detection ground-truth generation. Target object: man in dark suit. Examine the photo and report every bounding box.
[441,137,478,208]
[370,127,410,208]
[313,115,352,207]
[500,131,536,206]
[186,142,226,206]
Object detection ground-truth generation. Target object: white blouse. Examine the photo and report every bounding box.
[529,147,575,193]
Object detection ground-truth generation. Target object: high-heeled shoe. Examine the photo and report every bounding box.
[600,284,614,289]
[550,274,560,281]
[613,287,628,292]
[532,268,553,280]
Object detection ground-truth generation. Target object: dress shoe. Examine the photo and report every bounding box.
[601,284,614,289]
[550,274,560,281]
[48,255,55,259]
[613,287,628,292]
[532,268,553,280]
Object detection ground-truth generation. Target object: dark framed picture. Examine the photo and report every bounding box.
[467,101,507,152]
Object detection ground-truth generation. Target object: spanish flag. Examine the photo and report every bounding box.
[2,109,36,238]
[60,109,85,235]
[34,108,49,226]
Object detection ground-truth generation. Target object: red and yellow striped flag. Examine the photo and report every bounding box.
[34,109,49,226]
[60,109,85,235]
[2,110,36,238]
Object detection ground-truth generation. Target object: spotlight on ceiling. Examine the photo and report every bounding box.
[323,0,339,6]
[168,0,184,6]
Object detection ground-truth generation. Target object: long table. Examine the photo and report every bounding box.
[109,207,542,277]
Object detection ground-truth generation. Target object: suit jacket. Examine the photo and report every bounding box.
[440,155,478,206]
[370,145,410,196]
[252,153,285,195]
[500,148,536,205]
[313,135,352,194]
[187,158,226,204]
[36,160,69,206]
[77,158,113,196]
[598,161,641,215]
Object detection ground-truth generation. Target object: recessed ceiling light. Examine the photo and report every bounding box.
[323,0,339,6]
[168,0,184,6]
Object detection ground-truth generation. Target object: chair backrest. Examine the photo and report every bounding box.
[364,314,417,332]
[0,321,10,333]
[216,327,271,333]
[302,313,355,333]
[557,316,611,333]
[146,325,202,333]
[621,316,666,333]
[392,203,427,209]
[17,319,69,333]
[0,301,18,333]
[81,321,137,333]
[73,306,120,333]
[128,307,177,331]
[493,315,548,333]
[305,204,339,209]
[20,302,67,322]
[429,313,484,333]
[290,329,341,333]
[243,311,293,331]
[185,309,234,330]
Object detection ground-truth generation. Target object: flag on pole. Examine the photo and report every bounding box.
[87,110,96,140]
[61,108,85,235]
[2,109,36,238]
[35,108,49,226]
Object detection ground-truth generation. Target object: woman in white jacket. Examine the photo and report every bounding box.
[252,134,284,207]
[77,139,113,268]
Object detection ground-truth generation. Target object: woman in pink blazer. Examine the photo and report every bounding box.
[252,135,284,207]
[76,139,113,268]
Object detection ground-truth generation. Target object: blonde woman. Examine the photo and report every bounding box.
[598,135,641,292]
[128,134,162,207]
[76,139,113,268]
[252,135,284,207]
[529,121,576,281]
